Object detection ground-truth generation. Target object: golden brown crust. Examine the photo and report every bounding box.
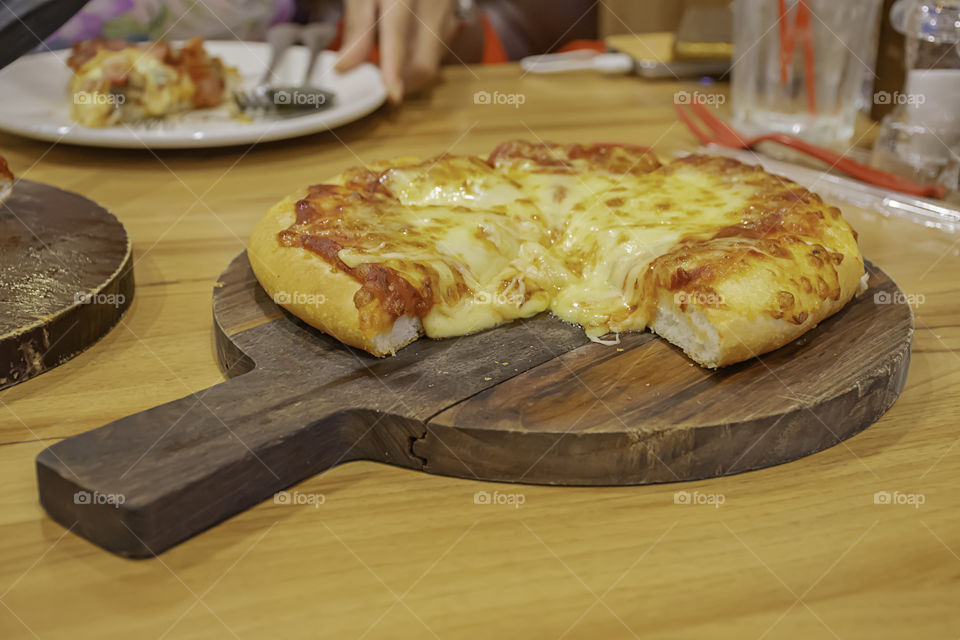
[639,157,863,366]
[250,144,865,366]
[635,158,861,366]
[248,195,421,356]
[648,239,863,367]
[488,140,662,176]
[276,183,439,333]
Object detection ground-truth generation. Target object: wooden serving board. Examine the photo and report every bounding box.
[36,252,912,557]
[1,179,133,390]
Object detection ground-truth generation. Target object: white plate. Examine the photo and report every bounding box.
[0,41,386,149]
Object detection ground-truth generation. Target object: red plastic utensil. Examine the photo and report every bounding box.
[675,102,947,199]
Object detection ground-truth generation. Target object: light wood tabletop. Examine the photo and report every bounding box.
[1,63,959,639]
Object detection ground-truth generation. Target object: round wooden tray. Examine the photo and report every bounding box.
[1,179,133,390]
[36,251,911,556]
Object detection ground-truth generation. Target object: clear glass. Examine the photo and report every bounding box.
[871,0,960,189]
[872,117,960,190]
[731,0,883,145]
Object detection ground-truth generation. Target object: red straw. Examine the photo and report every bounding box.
[778,0,791,84]
[798,0,817,114]
[778,0,817,115]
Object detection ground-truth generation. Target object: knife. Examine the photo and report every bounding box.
[520,50,729,79]
[0,0,91,70]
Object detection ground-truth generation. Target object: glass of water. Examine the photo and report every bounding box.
[731,0,883,145]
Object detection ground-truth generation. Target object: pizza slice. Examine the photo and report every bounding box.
[0,155,12,206]
[250,158,555,355]
[638,156,865,366]
[67,37,238,127]
[249,141,865,367]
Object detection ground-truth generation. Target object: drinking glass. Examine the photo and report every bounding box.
[871,0,960,190]
[731,0,883,145]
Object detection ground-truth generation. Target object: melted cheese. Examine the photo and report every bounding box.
[70,49,192,127]
[295,152,849,339]
[543,164,756,333]
[68,40,236,127]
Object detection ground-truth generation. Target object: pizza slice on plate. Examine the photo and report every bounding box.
[0,155,12,205]
[249,141,865,367]
[67,37,237,127]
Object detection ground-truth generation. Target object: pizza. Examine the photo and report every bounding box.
[0,155,12,206]
[67,37,237,127]
[249,141,865,367]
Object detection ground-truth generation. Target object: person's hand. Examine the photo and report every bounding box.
[335,0,458,103]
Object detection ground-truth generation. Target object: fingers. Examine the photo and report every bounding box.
[403,0,452,94]
[338,0,454,102]
[377,0,411,103]
[336,0,377,73]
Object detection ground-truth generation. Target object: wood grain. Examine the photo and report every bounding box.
[36,245,910,556]
[0,179,133,390]
[36,255,592,556]
[423,263,913,485]
[1,67,958,639]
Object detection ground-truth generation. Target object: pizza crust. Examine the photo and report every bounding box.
[650,249,864,367]
[248,194,423,356]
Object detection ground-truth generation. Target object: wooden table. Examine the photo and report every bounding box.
[2,64,959,639]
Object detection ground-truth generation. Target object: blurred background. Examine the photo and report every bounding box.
[3,0,958,191]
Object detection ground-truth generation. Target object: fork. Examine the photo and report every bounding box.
[233,22,337,115]
[675,102,946,199]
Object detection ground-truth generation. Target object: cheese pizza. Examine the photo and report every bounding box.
[249,141,865,367]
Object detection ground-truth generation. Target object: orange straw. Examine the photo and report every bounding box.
[798,0,817,113]
[778,0,817,115]
[778,0,791,84]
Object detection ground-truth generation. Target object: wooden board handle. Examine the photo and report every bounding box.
[36,369,424,557]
